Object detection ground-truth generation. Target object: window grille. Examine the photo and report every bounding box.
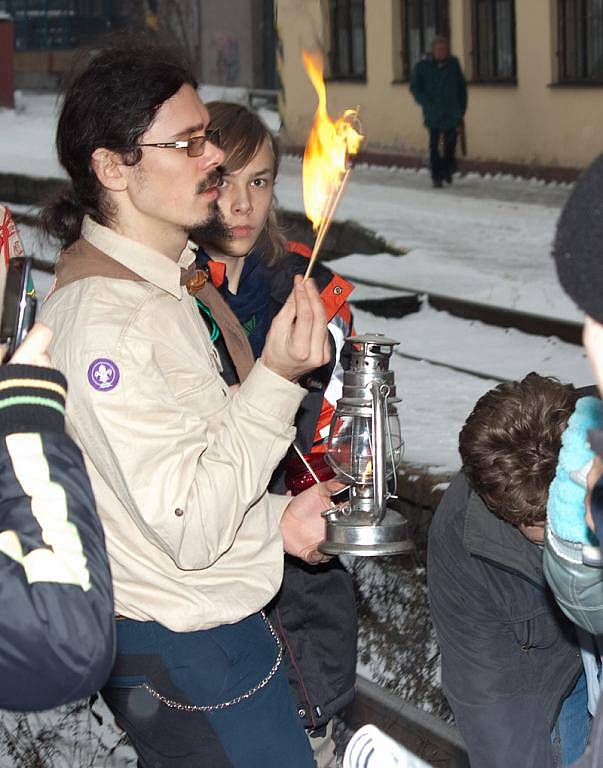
[471,0,517,82]
[3,0,118,51]
[329,0,366,79]
[402,0,450,78]
[558,0,603,83]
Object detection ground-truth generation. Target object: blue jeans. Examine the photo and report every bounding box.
[552,670,590,766]
[103,612,315,768]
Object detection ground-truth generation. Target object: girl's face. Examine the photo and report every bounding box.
[214,139,275,258]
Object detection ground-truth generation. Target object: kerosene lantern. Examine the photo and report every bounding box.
[319,334,415,557]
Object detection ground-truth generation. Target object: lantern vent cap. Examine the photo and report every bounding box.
[346,333,399,347]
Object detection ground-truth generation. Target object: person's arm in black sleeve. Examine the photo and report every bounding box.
[0,363,115,711]
[410,61,427,107]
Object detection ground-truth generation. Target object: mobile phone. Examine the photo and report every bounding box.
[0,257,37,363]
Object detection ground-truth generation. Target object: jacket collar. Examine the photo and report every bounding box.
[51,231,256,383]
[268,245,354,322]
[463,490,546,588]
[82,216,197,299]
[195,246,264,295]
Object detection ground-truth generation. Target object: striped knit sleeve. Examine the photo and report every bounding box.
[0,364,66,435]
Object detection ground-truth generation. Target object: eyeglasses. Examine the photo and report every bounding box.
[137,128,221,158]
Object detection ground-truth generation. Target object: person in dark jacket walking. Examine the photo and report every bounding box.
[428,374,590,768]
[191,101,358,768]
[0,322,115,711]
[410,37,467,188]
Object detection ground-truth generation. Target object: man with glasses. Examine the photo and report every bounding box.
[40,39,334,768]
[137,127,221,156]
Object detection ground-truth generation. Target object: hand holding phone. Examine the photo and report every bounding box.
[0,257,37,363]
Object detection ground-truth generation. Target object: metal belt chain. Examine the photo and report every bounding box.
[142,611,283,713]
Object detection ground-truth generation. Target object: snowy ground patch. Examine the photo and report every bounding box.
[0,699,136,767]
[275,155,579,323]
[0,92,592,749]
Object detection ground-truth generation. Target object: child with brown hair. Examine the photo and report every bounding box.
[428,373,590,768]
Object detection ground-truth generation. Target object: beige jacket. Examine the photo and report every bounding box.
[40,217,305,632]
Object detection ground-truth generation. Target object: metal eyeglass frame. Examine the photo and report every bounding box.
[137,128,221,157]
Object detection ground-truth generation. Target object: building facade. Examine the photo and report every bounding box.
[198,0,278,89]
[0,0,134,89]
[0,0,278,91]
[276,0,603,174]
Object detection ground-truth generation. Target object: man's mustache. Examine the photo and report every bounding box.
[196,170,222,195]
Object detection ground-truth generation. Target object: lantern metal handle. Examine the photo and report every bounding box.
[383,386,399,499]
[371,380,387,524]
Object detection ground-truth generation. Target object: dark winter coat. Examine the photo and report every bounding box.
[410,55,467,131]
[265,246,357,730]
[0,364,114,711]
[199,243,358,730]
[428,472,582,768]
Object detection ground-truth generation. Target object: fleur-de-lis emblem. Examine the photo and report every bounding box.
[87,359,120,392]
[94,364,112,385]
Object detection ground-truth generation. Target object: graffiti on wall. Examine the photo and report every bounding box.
[211,34,240,84]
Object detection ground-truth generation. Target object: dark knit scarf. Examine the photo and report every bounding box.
[196,247,271,360]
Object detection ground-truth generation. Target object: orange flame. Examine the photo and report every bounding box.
[302,50,363,232]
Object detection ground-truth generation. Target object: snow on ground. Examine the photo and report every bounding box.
[0,93,63,179]
[0,89,592,746]
[0,698,136,767]
[276,155,580,323]
[385,353,495,472]
[14,216,589,473]
[16,221,486,475]
[353,303,590,385]
[1,92,589,473]
[351,303,591,472]
[0,86,279,182]
[347,556,449,718]
[1,92,576,322]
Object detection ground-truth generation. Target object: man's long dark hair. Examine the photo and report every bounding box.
[41,37,197,248]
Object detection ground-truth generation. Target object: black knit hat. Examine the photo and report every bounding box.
[553,153,603,324]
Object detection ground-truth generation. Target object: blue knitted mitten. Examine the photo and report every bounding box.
[547,396,603,546]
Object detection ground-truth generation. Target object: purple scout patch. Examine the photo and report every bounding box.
[87,358,120,392]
